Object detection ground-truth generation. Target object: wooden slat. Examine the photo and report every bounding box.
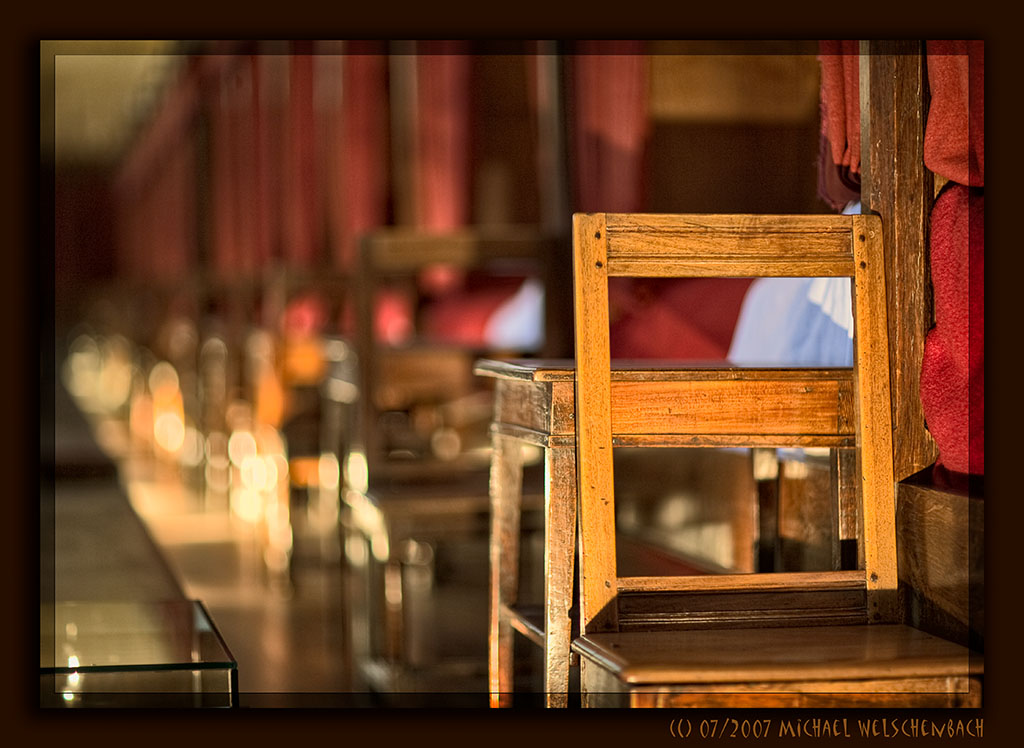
[851,214,899,622]
[476,357,854,383]
[573,213,618,633]
[368,228,555,273]
[625,677,981,708]
[617,587,866,630]
[616,570,864,594]
[609,378,852,436]
[603,213,854,277]
[504,604,545,649]
[491,373,854,439]
[491,425,855,450]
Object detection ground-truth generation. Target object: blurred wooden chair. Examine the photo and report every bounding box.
[568,212,980,707]
[340,226,564,692]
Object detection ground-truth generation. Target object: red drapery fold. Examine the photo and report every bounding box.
[210,60,242,279]
[920,185,984,475]
[114,63,200,283]
[284,52,323,269]
[924,40,984,188]
[919,41,984,476]
[332,49,390,271]
[414,46,472,231]
[818,40,861,176]
[411,45,473,297]
[232,57,259,278]
[570,42,650,213]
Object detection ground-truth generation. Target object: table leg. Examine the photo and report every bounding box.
[544,444,576,707]
[489,432,523,707]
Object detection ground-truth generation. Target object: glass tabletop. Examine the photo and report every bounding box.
[40,600,237,707]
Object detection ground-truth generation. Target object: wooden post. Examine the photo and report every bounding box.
[859,41,938,481]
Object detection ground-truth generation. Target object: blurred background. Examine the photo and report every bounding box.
[42,39,845,707]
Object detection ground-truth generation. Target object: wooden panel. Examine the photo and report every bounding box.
[492,379,553,434]
[897,468,984,650]
[616,585,866,630]
[861,42,938,480]
[609,378,852,436]
[603,213,854,277]
[573,624,979,685]
[572,212,618,633]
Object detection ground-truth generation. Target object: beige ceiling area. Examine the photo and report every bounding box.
[42,40,184,166]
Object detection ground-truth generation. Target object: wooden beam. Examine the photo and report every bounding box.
[860,41,939,481]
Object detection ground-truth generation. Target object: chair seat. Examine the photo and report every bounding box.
[572,623,980,685]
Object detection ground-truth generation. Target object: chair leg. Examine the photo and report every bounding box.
[543,445,576,707]
[489,432,523,707]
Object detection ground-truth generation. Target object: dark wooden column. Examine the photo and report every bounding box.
[859,40,939,481]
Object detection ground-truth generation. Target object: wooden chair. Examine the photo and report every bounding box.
[569,212,981,707]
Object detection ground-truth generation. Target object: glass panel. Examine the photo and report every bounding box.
[41,600,235,673]
[40,600,236,707]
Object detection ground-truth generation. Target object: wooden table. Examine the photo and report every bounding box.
[476,357,844,707]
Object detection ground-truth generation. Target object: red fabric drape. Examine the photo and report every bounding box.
[248,55,273,271]
[284,52,323,269]
[570,42,650,213]
[412,46,472,297]
[818,40,861,176]
[114,63,200,282]
[148,137,193,281]
[924,40,984,188]
[333,50,390,271]
[919,41,984,476]
[210,60,242,279]
[414,47,472,231]
[232,57,259,278]
[920,185,983,475]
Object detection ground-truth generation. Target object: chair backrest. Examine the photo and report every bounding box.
[572,213,896,634]
[354,226,564,482]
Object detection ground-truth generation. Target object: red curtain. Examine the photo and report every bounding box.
[209,58,243,279]
[114,64,200,283]
[414,45,472,231]
[283,52,322,269]
[818,40,861,177]
[332,48,390,270]
[569,42,650,213]
[924,40,984,188]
